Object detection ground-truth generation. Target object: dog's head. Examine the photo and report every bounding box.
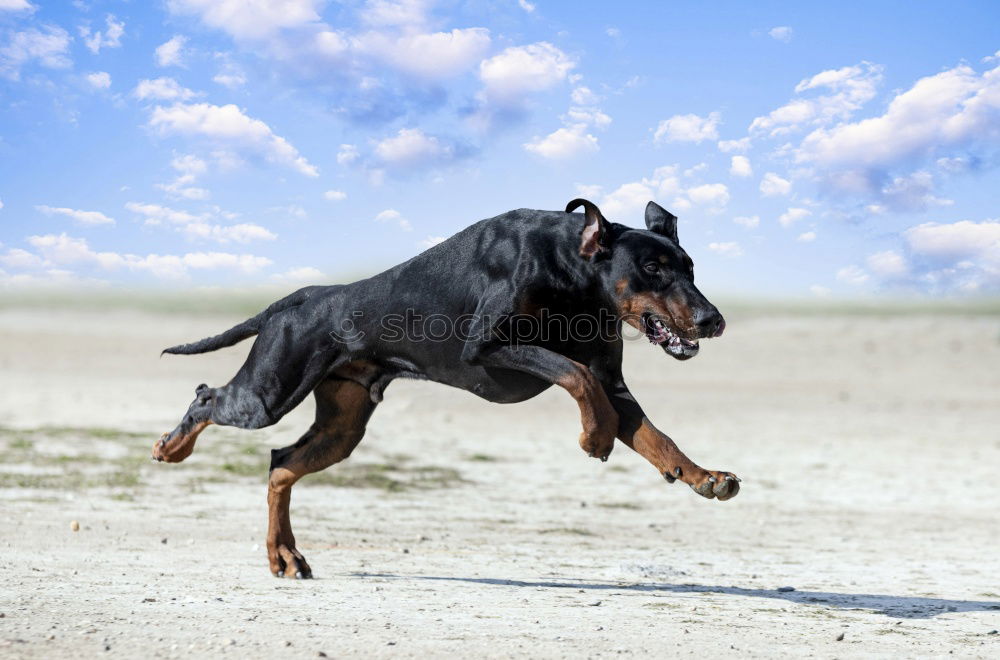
[566,198,725,360]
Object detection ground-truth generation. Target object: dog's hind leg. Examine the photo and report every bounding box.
[154,310,342,463]
[152,383,216,463]
[266,378,377,578]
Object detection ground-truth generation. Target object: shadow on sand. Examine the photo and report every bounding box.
[353,573,1000,619]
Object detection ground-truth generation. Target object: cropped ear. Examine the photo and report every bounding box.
[645,201,678,243]
[566,198,611,259]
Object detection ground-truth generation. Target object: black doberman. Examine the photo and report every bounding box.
[154,198,738,578]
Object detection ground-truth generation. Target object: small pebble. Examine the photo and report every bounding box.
[776,586,795,592]
[588,600,602,606]
[835,632,845,641]
[161,538,167,544]
[222,638,235,647]
[988,630,998,635]
[317,652,327,658]
[70,521,80,532]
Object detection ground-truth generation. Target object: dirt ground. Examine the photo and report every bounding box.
[1,300,999,658]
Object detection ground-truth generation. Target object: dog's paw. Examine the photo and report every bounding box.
[269,543,313,579]
[578,429,615,462]
[689,470,741,501]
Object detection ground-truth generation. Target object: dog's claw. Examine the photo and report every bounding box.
[708,475,717,484]
[673,467,681,478]
[663,470,676,484]
[276,570,284,578]
[295,571,304,579]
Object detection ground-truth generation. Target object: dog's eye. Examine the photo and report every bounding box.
[643,262,659,274]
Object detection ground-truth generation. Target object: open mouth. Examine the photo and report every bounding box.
[642,313,700,359]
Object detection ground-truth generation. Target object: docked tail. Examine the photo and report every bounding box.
[161,286,321,356]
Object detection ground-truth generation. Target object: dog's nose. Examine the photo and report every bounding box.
[694,308,725,338]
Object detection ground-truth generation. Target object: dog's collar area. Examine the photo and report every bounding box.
[642,313,699,358]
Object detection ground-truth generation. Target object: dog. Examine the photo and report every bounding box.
[153,198,738,578]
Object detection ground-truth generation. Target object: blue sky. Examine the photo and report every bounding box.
[1,0,998,296]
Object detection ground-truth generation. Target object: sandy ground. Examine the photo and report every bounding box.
[1,302,999,658]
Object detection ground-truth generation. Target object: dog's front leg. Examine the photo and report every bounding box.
[468,344,618,461]
[603,382,740,500]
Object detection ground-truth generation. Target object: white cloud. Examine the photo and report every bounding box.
[272,266,324,283]
[708,241,743,257]
[796,60,1000,199]
[18,234,273,281]
[866,249,907,277]
[337,144,359,166]
[686,183,730,207]
[86,71,111,89]
[213,53,246,88]
[171,153,208,176]
[125,202,275,244]
[879,170,952,212]
[760,172,792,196]
[524,124,598,159]
[571,86,599,105]
[134,77,198,101]
[360,0,428,28]
[905,220,1000,262]
[751,63,882,137]
[574,183,603,199]
[0,196,3,210]
[36,205,115,226]
[597,166,682,218]
[156,179,209,200]
[324,190,347,201]
[810,285,830,297]
[768,26,793,42]
[357,28,491,80]
[564,107,612,129]
[717,137,750,153]
[149,103,318,177]
[836,264,869,286]
[125,202,200,225]
[479,42,575,104]
[80,14,124,54]
[797,231,817,242]
[0,26,71,80]
[855,219,1000,292]
[654,112,720,143]
[0,1,35,12]
[374,208,412,231]
[373,127,461,170]
[0,247,44,269]
[730,155,752,177]
[155,35,187,67]
[600,182,655,219]
[517,0,536,13]
[156,154,210,200]
[182,221,277,244]
[419,236,446,248]
[174,251,273,273]
[606,27,621,39]
[168,0,322,40]
[779,207,811,227]
[733,215,759,229]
